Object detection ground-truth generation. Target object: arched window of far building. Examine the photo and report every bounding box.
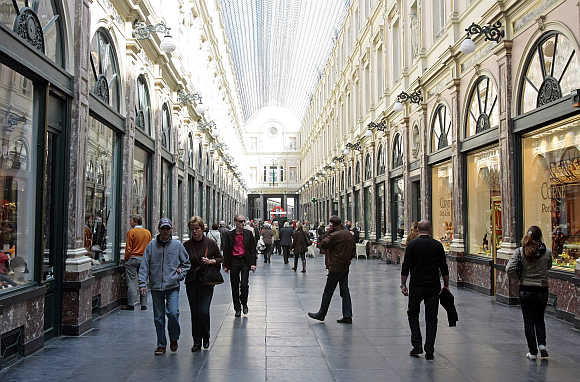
[465,76,498,137]
[355,161,361,184]
[197,142,203,172]
[188,133,194,167]
[364,153,372,180]
[348,166,352,187]
[377,145,385,175]
[89,28,120,112]
[431,104,452,151]
[135,75,152,135]
[161,103,171,151]
[392,133,403,168]
[518,31,578,115]
[341,170,345,190]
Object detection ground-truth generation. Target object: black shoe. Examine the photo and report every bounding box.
[337,317,352,324]
[235,310,241,317]
[307,312,324,321]
[292,267,297,271]
[409,347,423,356]
[243,305,249,315]
[120,305,135,311]
[425,353,434,361]
[140,305,148,311]
[202,338,209,349]
[191,344,201,352]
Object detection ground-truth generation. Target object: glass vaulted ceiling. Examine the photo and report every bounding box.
[219,0,351,123]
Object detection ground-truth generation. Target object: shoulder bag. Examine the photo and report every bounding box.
[198,247,224,286]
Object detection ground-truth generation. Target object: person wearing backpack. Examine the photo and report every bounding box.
[290,222,310,272]
[507,225,552,360]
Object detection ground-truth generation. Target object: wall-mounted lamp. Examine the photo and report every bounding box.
[366,120,387,136]
[459,21,504,54]
[199,120,216,133]
[177,90,202,105]
[394,90,423,112]
[334,155,345,163]
[344,141,362,155]
[133,21,176,53]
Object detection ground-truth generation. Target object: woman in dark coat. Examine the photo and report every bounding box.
[184,216,223,352]
[290,222,309,272]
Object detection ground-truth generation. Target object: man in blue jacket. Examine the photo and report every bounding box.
[139,218,190,355]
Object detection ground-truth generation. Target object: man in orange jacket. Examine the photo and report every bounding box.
[124,215,152,310]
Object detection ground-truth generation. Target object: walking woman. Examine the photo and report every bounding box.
[290,222,310,272]
[507,226,552,360]
[184,216,223,352]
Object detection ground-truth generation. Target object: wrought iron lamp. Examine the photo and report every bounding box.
[394,90,423,112]
[199,120,216,133]
[459,21,504,54]
[343,141,362,155]
[177,90,202,105]
[366,120,386,136]
[134,21,176,53]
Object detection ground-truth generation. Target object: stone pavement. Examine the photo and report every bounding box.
[1,256,579,382]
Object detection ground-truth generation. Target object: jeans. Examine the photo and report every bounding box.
[318,271,352,318]
[263,243,272,263]
[186,283,214,346]
[125,256,147,307]
[282,246,290,264]
[519,287,548,355]
[151,288,180,347]
[407,286,439,354]
[230,257,250,312]
[293,251,306,270]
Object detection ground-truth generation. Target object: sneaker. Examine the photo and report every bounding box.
[307,312,324,321]
[409,347,423,356]
[235,310,241,317]
[203,338,210,349]
[425,353,434,361]
[539,345,549,358]
[337,317,352,324]
[191,344,201,352]
[154,346,166,355]
[526,352,537,360]
[170,340,178,352]
[243,305,249,315]
[141,305,148,311]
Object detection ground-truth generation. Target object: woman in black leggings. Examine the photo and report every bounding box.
[507,226,552,360]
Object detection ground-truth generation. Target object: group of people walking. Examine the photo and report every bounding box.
[126,211,554,362]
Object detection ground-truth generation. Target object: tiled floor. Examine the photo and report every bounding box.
[1,256,579,381]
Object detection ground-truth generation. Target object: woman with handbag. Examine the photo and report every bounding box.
[184,216,223,352]
[507,225,552,360]
[290,222,310,272]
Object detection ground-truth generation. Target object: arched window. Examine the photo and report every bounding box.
[466,76,498,137]
[188,134,194,167]
[364,153,372,180]
[135,75,151,135]
[206,154,210,178]
[348,166,352,187]
[519,31,578,115]
[355,161,361,184]
[431,104,452,151]
[89,28,120,111]
[161,103,171,151]
[197,142,203,172]
[341,170,345,190]
[392,133,403,168]
[377,145,385,175]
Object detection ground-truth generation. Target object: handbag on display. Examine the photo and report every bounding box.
[198,247,224,286]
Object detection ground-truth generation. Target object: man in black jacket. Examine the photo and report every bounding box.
[401,220,449,361]
[223,215,257,317]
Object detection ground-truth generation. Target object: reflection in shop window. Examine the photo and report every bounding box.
[0,65,35,291]
[431,162,453,251]
[522,118,580,271]
[84,117,116,266]
[467,146,501,257]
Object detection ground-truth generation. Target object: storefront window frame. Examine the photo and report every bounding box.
[161,103,171,152]
[431,103,453,152]
[364,153,372,180]
[429,159,454,251]
[392,133,403,168]
[135,75,151,136]
[377,144,385,175]
[89,28,120,112]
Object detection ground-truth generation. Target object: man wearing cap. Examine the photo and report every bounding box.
[308,215,355,324]
[139,218,190,355]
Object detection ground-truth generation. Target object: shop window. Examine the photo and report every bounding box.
[84,117,117,266]
[161,103,171,151]
[431,104,452,151]
[377,145,385,175]
[364,153,372,180]
[391,177,405,241]
[132,146,150,229]
[466,76,498,137]
[392,133,403,168]
[376,182,385,238]
[519,31,578,115]
[355,161,361,184]
[432,161,453,251]
[522,117,580,271]
[89,28,120,111]
[467,146,501,257]
[135,75,151,135]
[160,159,172,219]
[0,66,35,291]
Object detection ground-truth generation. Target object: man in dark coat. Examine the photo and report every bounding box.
[308,216,355,324]
[401,220,449,361]
[223,215,257,317]
[279,222,294,265]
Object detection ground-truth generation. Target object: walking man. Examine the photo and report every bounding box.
[138,218,190,355]
[400,220,449,361]
[124,215,151,310]
[223,215,257,317]
[308,216,355,324]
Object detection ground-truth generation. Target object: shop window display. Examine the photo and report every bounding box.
[522,118,580,270]
[391,177,405,241]
[132,146,149,229]
[431,161,453,250]
[0,65,36,290]
[161,159,172,219]
[467,146,502,257]
[84,117,116,266]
